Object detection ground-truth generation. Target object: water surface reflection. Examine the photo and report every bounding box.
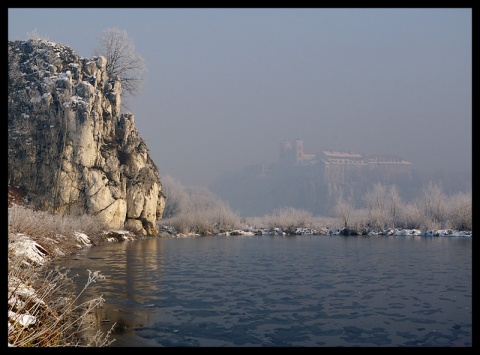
[58,235,472,347]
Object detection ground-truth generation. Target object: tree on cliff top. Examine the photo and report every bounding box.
[94,27,147,110]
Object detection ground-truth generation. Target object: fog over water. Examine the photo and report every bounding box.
[8,8,472,187]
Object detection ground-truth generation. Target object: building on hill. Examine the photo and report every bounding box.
[274,139,413,213]
[211,139,413,216]
[280,138,316,164]
[320,150,412,184]
[280,139,412,183]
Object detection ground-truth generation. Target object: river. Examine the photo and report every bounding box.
[56,234,472,347]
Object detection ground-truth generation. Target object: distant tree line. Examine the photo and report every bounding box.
[160,176,472,235]
[334,181,471,234]
[160,175,243,235]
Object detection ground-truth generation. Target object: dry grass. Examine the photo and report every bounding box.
[8,253,116,346]
[8,205,115,257]
[8,204,119,347]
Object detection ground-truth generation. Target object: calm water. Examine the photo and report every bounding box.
[57,234,472,347]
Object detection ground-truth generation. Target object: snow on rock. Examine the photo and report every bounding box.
[75,231,92,246]
[7,276,46,309]
[422,229,472,237]
[383,229,471,237]
[393,229,423,236]
[8,233,49,266]
[102,229,136,242]
[8,310,36,328]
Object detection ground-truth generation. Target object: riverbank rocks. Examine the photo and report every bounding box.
[8,39,165,235]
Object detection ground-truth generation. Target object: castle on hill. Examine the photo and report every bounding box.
[211,139,414,216]
[278,138,412,184]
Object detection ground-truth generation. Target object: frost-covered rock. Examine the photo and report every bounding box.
[393,229,423,236]
[8,39,165,235]
[102,229,136,241]
[8,233,49,266]
[8,276,46,309]
[8,311,36,328]
[75,231,92,246]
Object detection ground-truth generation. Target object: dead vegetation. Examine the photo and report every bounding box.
[7,203,128,347]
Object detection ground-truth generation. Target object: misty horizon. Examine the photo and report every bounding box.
[8,8,472,187]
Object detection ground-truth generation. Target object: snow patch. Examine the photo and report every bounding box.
[8,233,49,266]
[75,232,92,245]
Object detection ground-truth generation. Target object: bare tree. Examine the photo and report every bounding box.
[445,190,472,230]
[94,28,147,109]
[399,202,424,229]
[161,175,189,218]
[159,177,241,235]
[387,184,402,229]
[266,207,313,234]
[420,180,447,229]
[363,183,389,230]
[334,196,353,229]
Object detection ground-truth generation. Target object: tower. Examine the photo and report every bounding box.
[295,139,304,163]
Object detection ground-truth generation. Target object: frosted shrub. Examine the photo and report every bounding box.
[396,203,421,229]
[348,208,370,234]
[334,198,353,229]
[419,181,448,229]
[163,203,242,235]
[309,216,338,231]
[160,176,242,235]
[160,176,471,235]
[265,207,313,234]
[444,191,472,231]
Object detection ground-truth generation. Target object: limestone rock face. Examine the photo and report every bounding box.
[8,39,165,235]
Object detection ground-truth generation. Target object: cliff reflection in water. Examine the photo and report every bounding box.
[64,238,167,345]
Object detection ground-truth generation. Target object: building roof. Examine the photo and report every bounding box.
[319,150,411,165]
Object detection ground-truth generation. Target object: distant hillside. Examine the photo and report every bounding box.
[209,139,471,217]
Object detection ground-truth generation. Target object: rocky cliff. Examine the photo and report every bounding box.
[8,38,165,235]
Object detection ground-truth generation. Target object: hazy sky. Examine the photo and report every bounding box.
[8,8,472,187]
